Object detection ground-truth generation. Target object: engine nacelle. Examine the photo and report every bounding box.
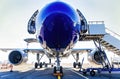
[88,49,107,65]
[8,50,28,65]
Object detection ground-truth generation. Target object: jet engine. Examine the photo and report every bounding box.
[88,49,107,65]
[8,50,28,65]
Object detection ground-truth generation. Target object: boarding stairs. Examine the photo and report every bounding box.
[100,28,120,55]
[81,21,120,56]
[79,21,120,69]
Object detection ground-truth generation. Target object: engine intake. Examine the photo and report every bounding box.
[88,49,107,65]
[8,50,28,65]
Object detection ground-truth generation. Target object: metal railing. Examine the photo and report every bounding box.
[88,21,120,40]
[106,28,120,40]
[88,21,104,24]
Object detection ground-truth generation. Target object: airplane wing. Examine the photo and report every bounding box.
[0,48,44,54]
[0,47,94,59]
[0,48,48,67]
[0,38,44,53]
[71,48,92,54]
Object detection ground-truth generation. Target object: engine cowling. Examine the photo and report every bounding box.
[88,49,107,65]
[8,50,28,65]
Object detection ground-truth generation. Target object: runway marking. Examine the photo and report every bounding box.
[68,69,89,79]
[58,76,61,79]
[0,68,35,78]
[0,73,15,78]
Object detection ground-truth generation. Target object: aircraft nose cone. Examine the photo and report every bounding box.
[42,13,74,49]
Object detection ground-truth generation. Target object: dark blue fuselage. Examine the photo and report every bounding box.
[36,1,81,50]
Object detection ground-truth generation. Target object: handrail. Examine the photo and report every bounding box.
[106,28,120,39]
[88,21,104,24]
[88,21,120,39]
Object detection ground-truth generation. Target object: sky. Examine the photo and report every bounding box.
[0,0,120,48]
[0,0,120,64]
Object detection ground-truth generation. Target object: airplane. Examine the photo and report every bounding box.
[0,0,110,75]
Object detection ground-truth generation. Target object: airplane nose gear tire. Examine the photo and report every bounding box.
[60,66,63,74]
[54,66,57,73]
[53,66,63,74]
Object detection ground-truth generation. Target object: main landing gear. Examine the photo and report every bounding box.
[35,62,43,68]
[72,53,83,69]
[34,53,44,69]
[73,62,81,68]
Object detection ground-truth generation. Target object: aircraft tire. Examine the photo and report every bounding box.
[73,62,76,68]
[35,62,38,69]
[60,66,63,74]
[45,63,48,68]
[53,66,56,73]
[78,62,81,68]
[83,69,87,75]
[39,62,42,68]
[90,70,95,76]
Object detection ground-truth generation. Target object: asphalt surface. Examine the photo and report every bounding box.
[0,67,120,79]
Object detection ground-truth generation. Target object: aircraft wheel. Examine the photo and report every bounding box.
[83,69,87,75]
[35,62,38,69]
[90,70,95,76]
[109,70,111,73]
[60,66,63,74]
[45,63,48,68]
[73,62,76,68]
[53,66,56,73]
[51,64,53,67]
[78,62,81,68]
[39,62,43,68]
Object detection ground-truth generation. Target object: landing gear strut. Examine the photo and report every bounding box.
[34,53,44,69]
[53,51,63,76]
[72,53,82,68]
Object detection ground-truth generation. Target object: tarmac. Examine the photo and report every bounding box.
[0,64,120,79]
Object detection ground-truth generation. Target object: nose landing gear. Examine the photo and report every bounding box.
[53,66,63,79]
[53,51,63,79]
